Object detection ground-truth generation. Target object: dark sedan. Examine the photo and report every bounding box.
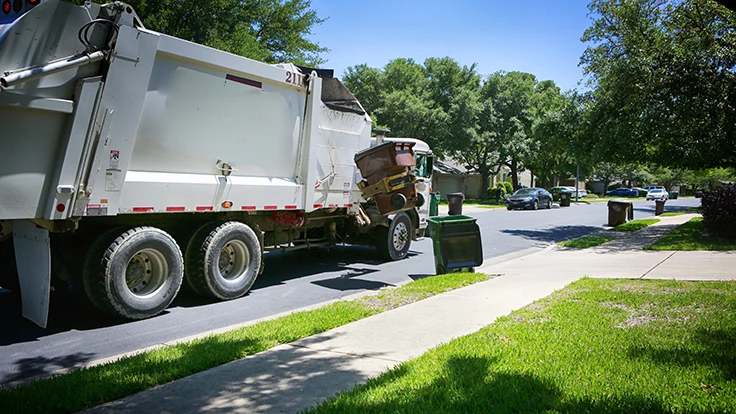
[507,188,553,210]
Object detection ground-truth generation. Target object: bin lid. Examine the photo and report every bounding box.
[427,215,477,225]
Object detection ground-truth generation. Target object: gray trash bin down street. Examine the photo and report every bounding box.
[447,192,464,215]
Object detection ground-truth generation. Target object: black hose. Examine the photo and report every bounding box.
[77,19,119,52]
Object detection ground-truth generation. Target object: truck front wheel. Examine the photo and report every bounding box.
[376,212,412,261]
[185,221,261,300]
[83,227,184,320]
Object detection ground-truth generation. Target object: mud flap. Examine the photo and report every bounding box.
[13,220,50,328]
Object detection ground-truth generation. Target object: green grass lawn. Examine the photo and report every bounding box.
[0,272,492,414]
[645,217,736,251]
[558,235,613,248]
[309,278,736,414]
[613,218,660,232]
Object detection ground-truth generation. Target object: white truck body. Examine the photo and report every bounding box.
[0,0,433,327]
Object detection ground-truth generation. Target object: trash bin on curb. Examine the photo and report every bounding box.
[559,192,571,207]
[447,192,464,215]
[427,215,483,275]
[669,191,679,200]
[655,199,666,215]
[608,200,633,226]
[429,192,441,217]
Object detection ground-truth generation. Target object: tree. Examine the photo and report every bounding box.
[479,71,538,190]
[581,0,736,169]
[71,0,327,65]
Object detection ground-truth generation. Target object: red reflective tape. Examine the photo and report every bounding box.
[313,204,323,208]
[264,205,278,210]
[166,206,185,212]
[133,207,154,212]
[226,74,262,89]
[241,206,256,211]
[344,204,353,207]
[86,204,101,209]
[285,205,297,209]
[328,204,339,208]
[196,206,213,211]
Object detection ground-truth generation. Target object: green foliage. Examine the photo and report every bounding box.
[501,181,513,195]
[646,217,736,250]
[581,0,736,169]
[68,0,327,65]
[701,186,736,239]
[310,279,736,413]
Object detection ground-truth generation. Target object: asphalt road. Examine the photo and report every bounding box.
[0,197,701,385]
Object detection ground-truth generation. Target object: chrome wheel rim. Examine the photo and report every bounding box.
[125,249,168,297]
[218,240,249,281]
[392,222,409,251]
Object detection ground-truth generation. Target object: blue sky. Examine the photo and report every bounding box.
[308,0,594,92]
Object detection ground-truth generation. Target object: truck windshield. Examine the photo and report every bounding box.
[414,153,433,178]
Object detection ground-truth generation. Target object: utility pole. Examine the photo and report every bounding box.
[575,164,580,203]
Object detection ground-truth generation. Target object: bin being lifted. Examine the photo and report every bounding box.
[0,0,434,327]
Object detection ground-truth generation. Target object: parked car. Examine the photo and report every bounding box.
[606,187,638,197]
[550,186,587,200]
[507,188,553,210]
[631,187,649,197]
[646,188,669,201]
[644,185,665,191]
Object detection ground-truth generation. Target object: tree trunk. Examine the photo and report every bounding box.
[510,159,519,190]
[479,170,491,200]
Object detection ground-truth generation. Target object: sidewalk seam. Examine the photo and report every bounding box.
[286,343,403,364]
[640,251,678,279]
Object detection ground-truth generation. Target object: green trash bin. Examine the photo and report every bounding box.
[429,192,441,217]
[427,215,483,275]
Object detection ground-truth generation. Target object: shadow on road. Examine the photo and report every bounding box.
[501,225,602,244]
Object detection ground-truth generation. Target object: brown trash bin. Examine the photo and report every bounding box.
[655,200,666,215]
[447,193,465,215]
[559,192,571,207]
[608,200,631,226]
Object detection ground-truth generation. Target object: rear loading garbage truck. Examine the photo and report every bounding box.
[0,0,434,327]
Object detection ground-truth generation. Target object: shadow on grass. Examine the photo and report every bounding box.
[627,327,736,381]
[313,355,686,413]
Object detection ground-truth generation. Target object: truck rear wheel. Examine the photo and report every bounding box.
[376,212,412,261]
[83,227,183,320]
[185,221,261,300]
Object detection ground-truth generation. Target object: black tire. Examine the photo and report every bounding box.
[185,221,261,300]
[532,200,538,210]
[83,227,183,320]
[507,206,513,211]
[547,199,552,209]
[376,212,412,261]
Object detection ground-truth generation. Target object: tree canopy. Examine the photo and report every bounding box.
[581,0,736,169]
[343,58,579,198]
[71,0,327,65]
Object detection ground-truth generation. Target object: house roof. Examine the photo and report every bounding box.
[433,159,466,175]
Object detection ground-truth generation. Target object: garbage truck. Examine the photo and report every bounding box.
[0,0,434,327]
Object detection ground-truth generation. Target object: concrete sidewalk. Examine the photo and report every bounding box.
[86,214,735,414]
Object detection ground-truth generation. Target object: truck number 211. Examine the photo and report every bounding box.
[285,71,303,86]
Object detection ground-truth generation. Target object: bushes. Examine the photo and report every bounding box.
[499,181,513,195]
[701,186,736,239]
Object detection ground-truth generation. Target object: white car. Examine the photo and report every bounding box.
[646,188,669,201]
